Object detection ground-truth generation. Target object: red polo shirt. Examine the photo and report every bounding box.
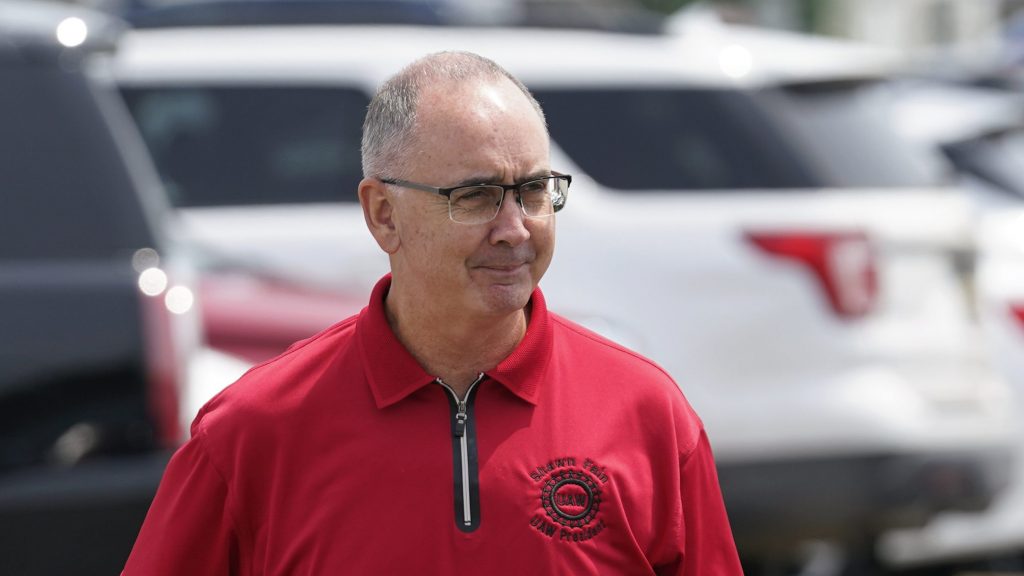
[123,275,741,575]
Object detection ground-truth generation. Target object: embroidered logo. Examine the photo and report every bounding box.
[528,457,608,543]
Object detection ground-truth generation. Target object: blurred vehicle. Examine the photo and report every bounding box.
[875,81,1024,571]
[0,2,244,574]
[105,13,1017,568]
[199,268,361,364]
[891,80,1024,204]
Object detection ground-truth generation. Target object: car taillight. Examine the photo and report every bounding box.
[746,231,878,319]
[200,271,364,364]
[1011,304,1024,332]
[137,264,194,447]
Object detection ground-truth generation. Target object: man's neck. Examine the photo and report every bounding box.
[384,293,529,397]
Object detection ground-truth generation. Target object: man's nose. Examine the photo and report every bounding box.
[489,189,530,246]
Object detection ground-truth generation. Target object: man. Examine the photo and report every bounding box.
[123,51,742,575]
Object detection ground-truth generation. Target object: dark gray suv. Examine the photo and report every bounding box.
[0,2,200,574]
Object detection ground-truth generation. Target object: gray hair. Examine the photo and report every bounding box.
[361,51,547,179]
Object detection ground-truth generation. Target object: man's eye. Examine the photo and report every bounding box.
[458,189,486,199]
[520,180,548,194]
[453,187,494,203]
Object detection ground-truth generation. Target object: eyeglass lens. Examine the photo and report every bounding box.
[449,177,565,223]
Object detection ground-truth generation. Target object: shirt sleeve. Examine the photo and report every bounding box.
[122,432,240,576]
[657,428,744,576]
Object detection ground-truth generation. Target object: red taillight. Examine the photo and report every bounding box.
[746,231,878,319]
[1011,304,1024,331]
[139,280,183,448]
[200,272,364,364]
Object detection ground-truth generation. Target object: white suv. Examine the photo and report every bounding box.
[107,19,1016,565]
[877,80,1024,569]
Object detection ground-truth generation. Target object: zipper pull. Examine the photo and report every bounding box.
[455,406,468,437]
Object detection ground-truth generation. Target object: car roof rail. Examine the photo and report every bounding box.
[116,0,667,34]
[122,0,445,28]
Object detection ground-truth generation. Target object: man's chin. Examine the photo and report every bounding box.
[475,281,534,316]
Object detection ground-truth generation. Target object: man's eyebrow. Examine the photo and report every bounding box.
[520,169,554,182]
[451,170,552,188]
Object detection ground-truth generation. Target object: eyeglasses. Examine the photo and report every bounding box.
[380,173,571,224]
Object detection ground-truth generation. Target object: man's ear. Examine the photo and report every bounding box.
[358,178,400,254]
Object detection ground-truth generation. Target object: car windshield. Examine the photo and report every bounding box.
[120,86,368,207]
[1,64,156,259]
[533,82,948,191]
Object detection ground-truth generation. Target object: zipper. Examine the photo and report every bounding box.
[437,373,485,533]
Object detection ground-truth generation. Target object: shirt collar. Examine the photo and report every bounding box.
[357,274,551,409]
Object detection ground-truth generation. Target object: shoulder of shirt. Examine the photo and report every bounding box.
[549,312,675,381]
[190,311,362,437]
[548,312,704,452]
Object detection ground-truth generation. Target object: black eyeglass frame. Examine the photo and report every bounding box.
[379,173,571,220]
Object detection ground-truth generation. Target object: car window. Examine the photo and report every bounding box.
[944,128,1024,199]
[772,80,948,188]
[0,62,156,260]
[533,84,945,191]
[120,86,368,207]
[534,87,817,191]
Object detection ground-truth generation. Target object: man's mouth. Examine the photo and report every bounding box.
[480,263,526,271]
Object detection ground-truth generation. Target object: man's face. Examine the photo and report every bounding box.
[387,78,555,320]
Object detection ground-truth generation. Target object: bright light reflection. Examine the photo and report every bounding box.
[138,267,168,296]
[56,17,88,48]
[718,44,752,79]
[132,247,160,273]
[165,286,194,315]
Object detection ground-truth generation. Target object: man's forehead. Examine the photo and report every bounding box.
[416,77,533,123]
[398,75,549,184]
